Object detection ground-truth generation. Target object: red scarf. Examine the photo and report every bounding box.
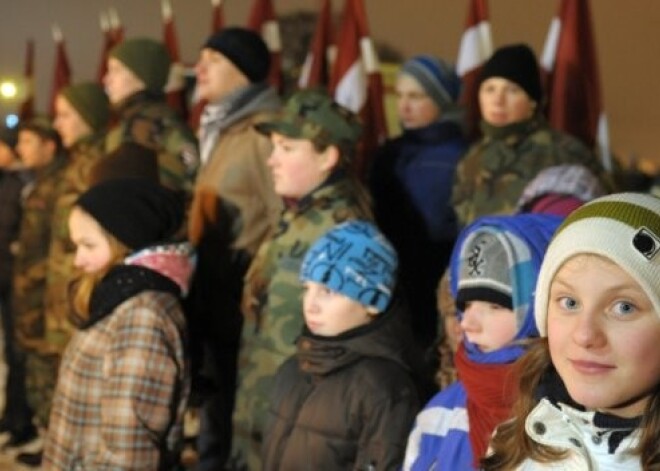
[455,344,518,467]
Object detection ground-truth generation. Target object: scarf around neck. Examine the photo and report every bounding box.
[455,343,518,467]
[75,264,180,330]
[199,82,270,165]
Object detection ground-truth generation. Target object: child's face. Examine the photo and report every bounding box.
[267,132,334,199]
[547,254,660,418]
[303,281,374,337]
[69,207,113,274]
[16,131,54,169]
[103,57,144,105]
[395,74,440,130]
[53,95,92,149]
[460,300,517,352]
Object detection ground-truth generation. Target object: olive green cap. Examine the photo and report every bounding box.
[60,82,110,133]
[255,89,362,146]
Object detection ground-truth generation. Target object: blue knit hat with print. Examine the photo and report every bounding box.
[400,55,461,113]
[300,220,398,313]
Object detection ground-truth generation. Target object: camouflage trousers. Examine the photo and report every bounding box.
[25,351,60,427]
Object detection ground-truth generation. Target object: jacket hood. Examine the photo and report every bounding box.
[296,297,414,377]
[124,242,195,296]
[449,213,562,364]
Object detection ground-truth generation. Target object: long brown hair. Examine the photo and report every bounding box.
[482,339,660,470]
[70,209,130,321]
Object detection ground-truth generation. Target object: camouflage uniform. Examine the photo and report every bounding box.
[232,175,372,469]
[105,92,198,192]
[44,135,105,354]
[452,116,610,226]
[11,152,67,425]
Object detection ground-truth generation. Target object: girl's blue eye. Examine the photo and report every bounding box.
[558,296,579,311]
[612,301,636,316]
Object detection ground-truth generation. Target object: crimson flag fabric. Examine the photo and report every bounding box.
[109,7,125,45]
[298,0,334,89]
[97,11,113,83]
[541,0,611,170]
[97,9,124,83]
[49,25,72,117]
[456,0,493,140]
[330,0,387,181]
[162,0,188,119]
[246,0,283,92]
[18,39,35,121]
[211,0,225,33]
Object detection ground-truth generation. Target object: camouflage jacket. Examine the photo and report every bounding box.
[12,153,67,353]
[233,173,372,468]
[105,92,199,192]
[451,115,607,226]
[45,135,106,353]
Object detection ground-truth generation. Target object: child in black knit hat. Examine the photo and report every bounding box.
[42,178,193,470]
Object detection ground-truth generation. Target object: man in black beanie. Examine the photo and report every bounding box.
[187,26,282,470]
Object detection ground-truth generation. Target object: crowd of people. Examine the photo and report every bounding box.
[0,25,658,471]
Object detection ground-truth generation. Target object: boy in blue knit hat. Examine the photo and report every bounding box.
[403,213,562,470]
[261,220,419,470]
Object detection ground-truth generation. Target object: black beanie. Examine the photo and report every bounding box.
[202,27,270,83]
[76,178,184,250]
[479,44,542,103]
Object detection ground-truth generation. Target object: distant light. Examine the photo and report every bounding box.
[0,81,18,99]
[5,114,19,128]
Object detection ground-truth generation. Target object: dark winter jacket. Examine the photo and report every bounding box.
[262,307,420,471]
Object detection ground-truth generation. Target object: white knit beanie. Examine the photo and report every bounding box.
[535,192,660,336]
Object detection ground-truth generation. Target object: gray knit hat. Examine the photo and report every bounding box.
[535,192,660,336]
[109,38,171,94]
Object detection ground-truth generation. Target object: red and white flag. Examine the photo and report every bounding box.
[97,10,113,82]
[456,0,493,140]
[246,0,283,92]
[108,7,125,44]
[18,39,35,122]
[97,8,124,83]
[189,0,226,131]
[541,0,611,170]
[330,0,387,180]
[211,0,225,33]
[162,0,188,118]
[49,24,72,117]
[298,0,335,89]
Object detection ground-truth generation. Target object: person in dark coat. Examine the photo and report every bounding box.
[0,126,33,444]
[262,221,419,470]
[369,55,468,356]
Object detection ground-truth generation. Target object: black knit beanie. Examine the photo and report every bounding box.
[202,27,270,83]
[76,178,184,250]
[479,44,542,103]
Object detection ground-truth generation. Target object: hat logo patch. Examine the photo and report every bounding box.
[632,227,660,260]
[467,238,487,276]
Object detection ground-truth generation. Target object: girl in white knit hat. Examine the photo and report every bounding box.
[484,192,660,470]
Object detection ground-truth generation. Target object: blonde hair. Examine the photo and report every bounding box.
[71,210,131,321]
[482,339,660,470]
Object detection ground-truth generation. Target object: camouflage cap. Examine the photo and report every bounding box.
[255,89,362,146]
